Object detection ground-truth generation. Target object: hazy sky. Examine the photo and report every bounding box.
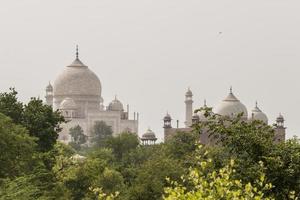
[0,0,300,141]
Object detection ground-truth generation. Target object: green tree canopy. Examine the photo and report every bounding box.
[0,89,65,152]
[22,97,65,152]
[104,132,139,160]
[0,113,36,179]
[0,88,24,124]
[127,154,184,200]
[192,110,300,199]
[165,131,199,160]
[164,149,274,200]
[69,125,87,151]
[92,121,113,147]
[263,138,300,199]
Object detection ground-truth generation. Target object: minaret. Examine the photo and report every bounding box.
[45,82,53,106]
[163,112,172,129]
[274,113,286,143]
[184,88,193,127]
[163,112,172,141]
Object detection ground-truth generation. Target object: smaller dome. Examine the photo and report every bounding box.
[108,96,124,111]
[59,97,77,110]
[186,87,193,96]
[164,112,172,121]
[276,113,284,122]
[46,82,53,91]
[249,102,268,124]
[141,128,157,140]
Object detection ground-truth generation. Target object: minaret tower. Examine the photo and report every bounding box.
[45,82,53,106]
[163,112,172,141]
[163,112,172,129]
[274,113,286,143]
[184,88,193,127]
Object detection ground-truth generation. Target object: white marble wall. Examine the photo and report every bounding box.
[58,109,139,143]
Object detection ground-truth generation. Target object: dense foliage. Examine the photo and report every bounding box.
[92,121,113,147]
[0,88,65,152]
[0,113,36,179]
[69,125,87,151]
[164,154,274,200]
[0,89,300,199]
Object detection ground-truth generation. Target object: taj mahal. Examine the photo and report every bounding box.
[44,48,286,145]
[44,48,138,143]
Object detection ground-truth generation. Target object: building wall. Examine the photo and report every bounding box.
[58,109,139,143]
[58,118,88,143]
[53,94,100,117]
[120,119,139,134]
[164,127,215,144]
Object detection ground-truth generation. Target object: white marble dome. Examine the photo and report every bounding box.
[53,58,102,98]
[108,96,124,111]
[249,102,268,124]
[214,89,248,119]
[59,97,77,110]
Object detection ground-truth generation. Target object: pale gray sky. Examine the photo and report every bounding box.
[0,0,300,141]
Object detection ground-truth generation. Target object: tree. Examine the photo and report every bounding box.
[69,125,87,151]
[105,132,139,160]
[127,154,184,200]
[0,88,24,124]
[55,153,118,200]
[92,121,113,147]
[192,110,300,199]
[0,168,67,200]
[0,89,65,152]
[163,154,274,200]
[0,113,36,179]
[98,168,125,194]
[263,138,300,199]
[165,131,199,160]
[22,97,65,152]
[90,187,119,200]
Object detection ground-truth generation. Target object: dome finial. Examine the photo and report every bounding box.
[255,101,258,108]
[76,45,79,59]
[230,86,233,94]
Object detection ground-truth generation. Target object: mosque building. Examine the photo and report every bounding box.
[163,87,286,143]
[45,48,139,143]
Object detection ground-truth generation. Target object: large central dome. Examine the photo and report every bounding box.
[53,58,102,97]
